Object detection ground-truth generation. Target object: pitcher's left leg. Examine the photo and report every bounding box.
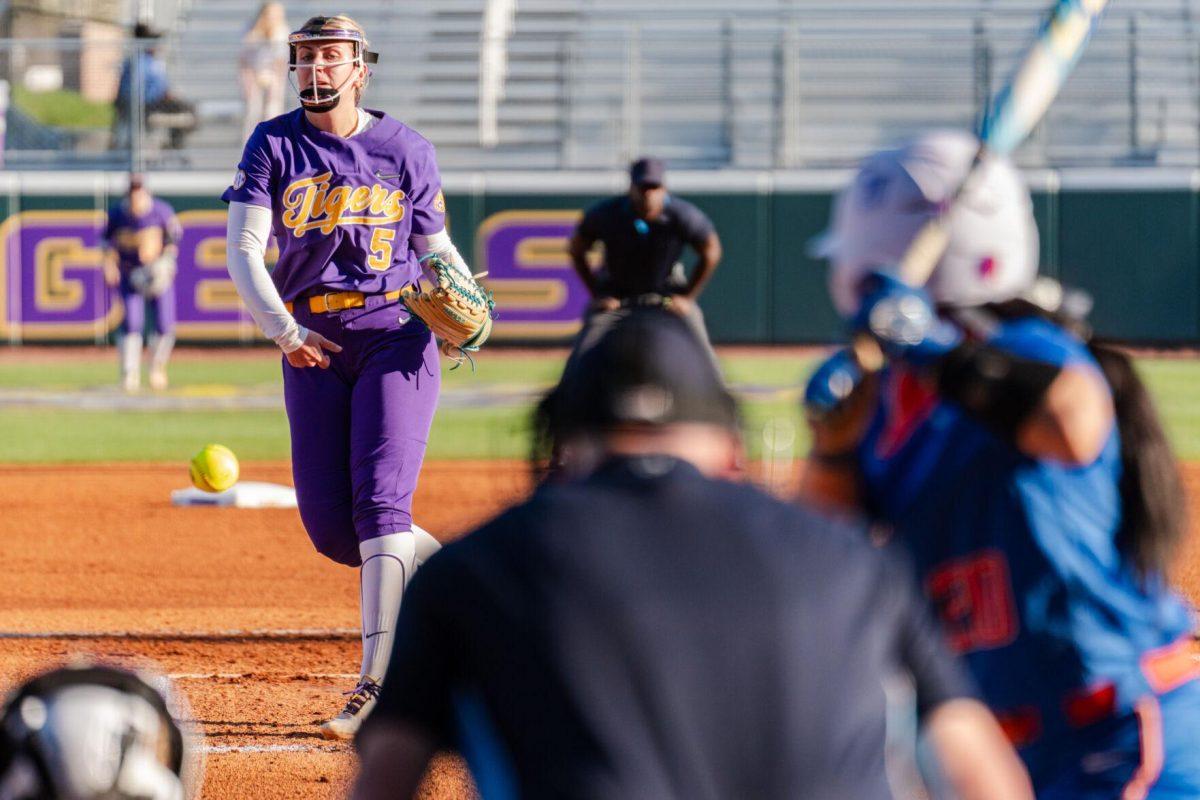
[350,328,440,539]
[321,328,440,741]
[352,328,440,677]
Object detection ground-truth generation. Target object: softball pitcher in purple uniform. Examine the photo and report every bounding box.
[222,14,476,740]
[103,174,181,392]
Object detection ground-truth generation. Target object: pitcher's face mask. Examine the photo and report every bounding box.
[287,26,378,114]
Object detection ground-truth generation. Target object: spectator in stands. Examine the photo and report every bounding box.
[239,2,290,141]
[113,22,197,151]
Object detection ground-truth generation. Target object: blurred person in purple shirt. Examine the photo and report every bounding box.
[102,173,181,392]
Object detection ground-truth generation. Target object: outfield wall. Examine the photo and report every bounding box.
[1,170,1197,344]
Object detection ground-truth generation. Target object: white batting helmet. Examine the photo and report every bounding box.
[813,130,1039,319]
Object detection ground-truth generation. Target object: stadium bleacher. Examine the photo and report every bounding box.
[11,0,1200,170]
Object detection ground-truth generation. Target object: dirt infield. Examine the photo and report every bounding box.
[2,460,1199,799]
[0,461,521,799]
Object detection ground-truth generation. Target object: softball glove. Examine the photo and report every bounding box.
[129,253,176,298]
[403,255,496,369]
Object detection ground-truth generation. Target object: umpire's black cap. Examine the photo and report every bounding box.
[630,157,666,188]
[550,309,738,435]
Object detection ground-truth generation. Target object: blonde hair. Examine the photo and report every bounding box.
[294,14,369,48]
[247,2,288,42]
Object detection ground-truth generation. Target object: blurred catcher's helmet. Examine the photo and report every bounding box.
[812,129,1039,319]
[0,664,200,800]
[287,15,379,113]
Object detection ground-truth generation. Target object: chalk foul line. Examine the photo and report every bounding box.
[0,628,360,640]
[203,743,348,754]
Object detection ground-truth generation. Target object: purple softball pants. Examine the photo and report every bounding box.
[283,299,440,567]
[118,280,176,336]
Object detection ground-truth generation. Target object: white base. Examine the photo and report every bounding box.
[170,481,298,509]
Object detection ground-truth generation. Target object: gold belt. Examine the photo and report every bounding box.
[285,289,404,314]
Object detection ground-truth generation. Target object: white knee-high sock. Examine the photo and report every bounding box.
[359,532,416,683]
[410,523,442,567]
[148,333,175,371]
[119,333,143,380]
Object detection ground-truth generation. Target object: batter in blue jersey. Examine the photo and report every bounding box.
[803,130,1200,797]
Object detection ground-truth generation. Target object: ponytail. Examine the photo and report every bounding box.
[1087,341,1187,580]
[974,296,1186,580]
[529,388,559,484]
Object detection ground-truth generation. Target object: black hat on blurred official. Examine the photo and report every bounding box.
[133,21,162,39]
[630,157,666,188]
[551,309,738,435]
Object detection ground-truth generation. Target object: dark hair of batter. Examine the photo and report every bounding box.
[983,297,1187,580]
[1088,342,1186,580]
[530,389,562,482]
[531,309,739,483]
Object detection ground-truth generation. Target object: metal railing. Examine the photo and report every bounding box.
[1,5,1197,171]
[0,37,196,170]
[548,9,1200,169]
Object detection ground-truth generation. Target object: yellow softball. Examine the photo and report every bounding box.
[189,443,240,493]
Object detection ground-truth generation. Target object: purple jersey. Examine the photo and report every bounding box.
[102,197,180,272]
[221,108,447,302]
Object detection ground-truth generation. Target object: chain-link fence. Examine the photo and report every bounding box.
[0,36,197,170]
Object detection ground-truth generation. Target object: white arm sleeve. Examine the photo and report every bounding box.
[410,228,473,281]
[226,201,308,353]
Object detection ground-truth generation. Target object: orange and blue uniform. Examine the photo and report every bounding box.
[858,316,1200,796]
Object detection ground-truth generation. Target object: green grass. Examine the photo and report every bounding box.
[0,359,281,391]
[3,350,1200,463]
[12,86,115,130]
[442,356,568,389]
[0,406,537,462]
[1133,359,1200,459]
[0,409,289,462]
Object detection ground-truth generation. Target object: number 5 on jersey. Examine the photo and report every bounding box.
[368,228,395,270]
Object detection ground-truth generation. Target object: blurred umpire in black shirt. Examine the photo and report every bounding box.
[568,158,722,363]
[353,310,1031,800]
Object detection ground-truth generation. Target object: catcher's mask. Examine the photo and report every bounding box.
[288,16,379,114]
[0,664,196,800]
